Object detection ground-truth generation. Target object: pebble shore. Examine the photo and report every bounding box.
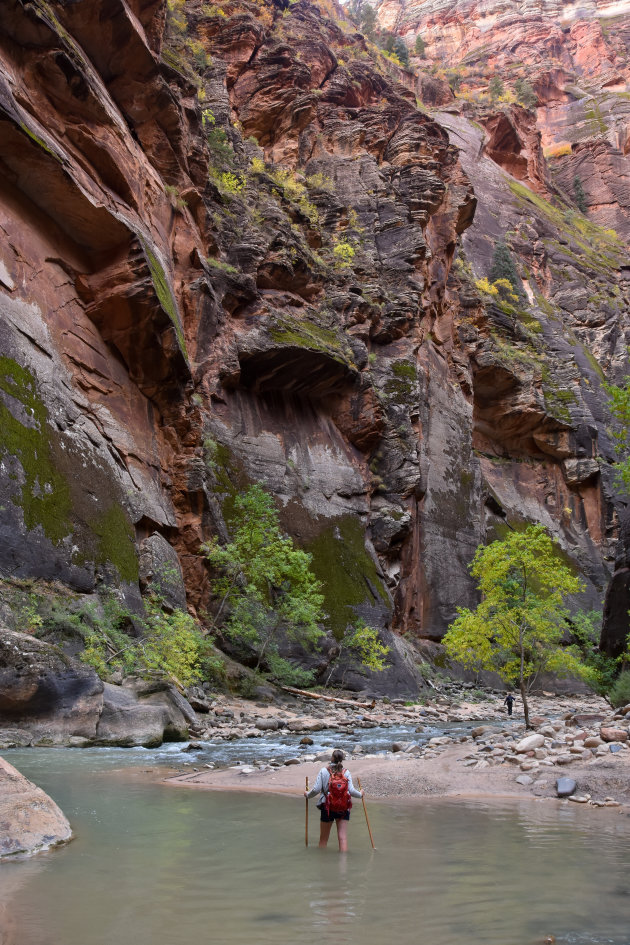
[168,686,630,809]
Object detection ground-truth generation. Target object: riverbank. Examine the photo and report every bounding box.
[166,691,630,809]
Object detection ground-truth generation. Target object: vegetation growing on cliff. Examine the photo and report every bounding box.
[443,525,588,728]
[203,484,325,683]
[324,620,390,686]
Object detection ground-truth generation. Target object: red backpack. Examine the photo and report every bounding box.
[325,766,352,815]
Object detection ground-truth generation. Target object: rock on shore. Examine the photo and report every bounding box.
[0,756,71,859]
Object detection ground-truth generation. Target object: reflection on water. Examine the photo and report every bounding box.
[2,750,630,945]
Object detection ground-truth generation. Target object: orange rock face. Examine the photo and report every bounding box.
[0,0,628,693]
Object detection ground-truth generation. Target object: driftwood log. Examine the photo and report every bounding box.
[280,685,376,709]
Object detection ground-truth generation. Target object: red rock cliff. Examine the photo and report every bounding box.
[0,0,628,690]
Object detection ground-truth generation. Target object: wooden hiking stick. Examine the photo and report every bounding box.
[357,777,375,850]
[305,776,309,847]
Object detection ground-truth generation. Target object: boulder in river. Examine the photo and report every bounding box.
[0,756,72,858]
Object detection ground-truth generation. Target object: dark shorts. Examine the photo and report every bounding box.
[319,807,350,823]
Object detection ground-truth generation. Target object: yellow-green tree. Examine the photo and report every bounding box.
[443,525,586,727]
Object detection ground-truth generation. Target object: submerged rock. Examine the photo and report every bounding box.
[0,756,71,858]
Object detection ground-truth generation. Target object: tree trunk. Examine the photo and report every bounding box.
[519,633,531,728]
[520,679,531,729]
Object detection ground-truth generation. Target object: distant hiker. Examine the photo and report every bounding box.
[304,748,363,852]
[504,693,515,716]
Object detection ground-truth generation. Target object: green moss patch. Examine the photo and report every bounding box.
[306,516,389,638]
[0,356,73,544]
[91,505,138,584]
[269,317,355,368]
[140,239,189,362]
[581,345,606,382]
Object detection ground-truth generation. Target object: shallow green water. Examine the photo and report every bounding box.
[2,750,630,945]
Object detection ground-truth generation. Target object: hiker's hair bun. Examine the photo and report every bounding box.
[331,748,345,771]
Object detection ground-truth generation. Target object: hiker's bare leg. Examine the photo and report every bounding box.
[336,818,348,853]
[319,821,333,847]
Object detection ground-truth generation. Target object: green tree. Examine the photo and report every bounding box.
[348,0,377,40]
[573,175,588,214]
[443,525,586,728]
[489,239,523,295]
[414,35,425,56]
[324,620,390,686]
[513,78,537,109]
[489,76,504,101]
[382,34,409,67]
[203,484,325,675]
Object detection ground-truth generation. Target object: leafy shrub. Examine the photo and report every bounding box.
[513,78,537,109]
[489,76,504,100]
[333,240,355,268]
[489,240,523,295]
[574,175,588,214]
[475,277,498,297]
[137,599,200,687]
[219,171,245,195]
[609,670,630,708]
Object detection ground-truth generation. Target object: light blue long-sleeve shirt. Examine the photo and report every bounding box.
[306,766,363,807]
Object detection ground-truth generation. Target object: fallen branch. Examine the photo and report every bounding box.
[280,685,375,709]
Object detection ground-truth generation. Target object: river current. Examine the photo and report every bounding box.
[2,736,630,945]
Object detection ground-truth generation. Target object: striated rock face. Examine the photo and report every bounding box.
[0,0,628,693]
[0,629,103,741]
[0,755,72,858]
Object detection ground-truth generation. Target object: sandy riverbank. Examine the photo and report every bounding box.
[165,745,630,805]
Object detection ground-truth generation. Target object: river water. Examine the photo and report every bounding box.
[2,742,630,945]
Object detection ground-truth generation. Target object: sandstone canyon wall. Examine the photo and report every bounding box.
[0,0,628,695]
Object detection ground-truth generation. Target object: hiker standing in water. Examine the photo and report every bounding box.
[304,748,363,852]
[504,693,515,716]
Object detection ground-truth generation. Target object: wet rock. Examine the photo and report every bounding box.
[0,756,72,858]
[0,629,103,743]
[284,757,301,766]
[0,728,33,749]
[94,682,189,747]
[556,777,576,797]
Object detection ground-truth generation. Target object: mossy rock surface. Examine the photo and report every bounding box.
[306,515,390,639]
[0,355,138,587]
